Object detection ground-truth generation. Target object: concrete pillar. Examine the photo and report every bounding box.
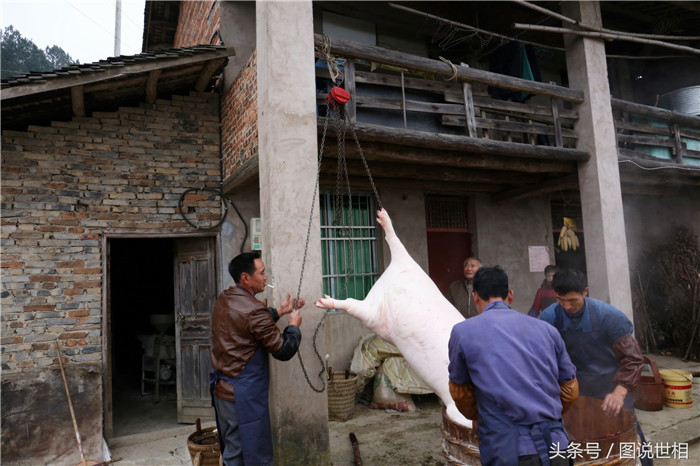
[562,1,634,320]
[257,2,329,464]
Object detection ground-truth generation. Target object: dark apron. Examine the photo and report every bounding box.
[210,345,273,465]
[476,392,566,466]
[553,308,651,465]
[554,309,634,410]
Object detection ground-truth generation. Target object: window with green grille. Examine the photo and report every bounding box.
[320,192,378,307]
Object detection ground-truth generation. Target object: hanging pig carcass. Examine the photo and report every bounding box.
[315,208,470,427]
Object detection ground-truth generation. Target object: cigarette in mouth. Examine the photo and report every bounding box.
[265,283,275,288]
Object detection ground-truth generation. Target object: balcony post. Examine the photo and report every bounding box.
[562,1,634,322]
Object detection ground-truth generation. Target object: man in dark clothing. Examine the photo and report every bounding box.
[528,265,558,318]
[448,266,578,466]
[446,256,481,319]
[540,269,651,466]
[210,251,304,466]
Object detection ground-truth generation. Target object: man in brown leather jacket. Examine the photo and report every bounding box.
[210,251,304,466]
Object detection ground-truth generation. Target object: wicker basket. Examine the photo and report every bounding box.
[187,420,221,466]
[327,372,358,421]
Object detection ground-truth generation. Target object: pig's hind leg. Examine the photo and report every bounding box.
[376,209,410,264]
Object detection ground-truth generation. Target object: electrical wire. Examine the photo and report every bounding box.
[619,159,700,172]
[65,0,140,55]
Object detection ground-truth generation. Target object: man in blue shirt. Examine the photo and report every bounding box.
[539,269,650,465]
[448,266,578,466]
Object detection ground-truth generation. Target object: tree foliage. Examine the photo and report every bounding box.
[1,25,78,79]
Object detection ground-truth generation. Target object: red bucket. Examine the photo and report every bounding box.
[633,357,665,411]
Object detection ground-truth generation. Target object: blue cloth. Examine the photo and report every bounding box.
[448,301,576,462]
[211,346,273,466]
[539,297,632,398]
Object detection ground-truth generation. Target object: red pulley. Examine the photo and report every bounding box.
[327,86,350,108]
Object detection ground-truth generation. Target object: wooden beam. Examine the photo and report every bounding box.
[322,140,577,173]
[513,23,700,56]
[313,34,584,103]
[1,47,236,100]
[620,172,700,187]
[319,175,504,194]
[70,85,85,117]
[222,153,259,194]
[462,74,477,138]
[323,140,576,173]
[320,118,589,162]
[195,58,227,92]
[515,0,700,41]
[345,59,356,121]
[492,174,579,204]
[621,184,692,196]
[319,158,541,185]
[612,98,700,130]
[145,69,162,104]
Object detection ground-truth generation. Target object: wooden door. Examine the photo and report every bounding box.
[174,237,216,423]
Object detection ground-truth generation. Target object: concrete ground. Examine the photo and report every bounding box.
[107,353,700,465]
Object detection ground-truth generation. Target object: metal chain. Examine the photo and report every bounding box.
[336,105,356,300]
[294,111,331,393]
[348,117,383,210]
[294,92,382,393]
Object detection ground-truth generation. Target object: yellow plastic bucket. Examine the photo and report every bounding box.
[659,369,693,409]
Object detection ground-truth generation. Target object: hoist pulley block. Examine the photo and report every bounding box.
[327,86,350,109]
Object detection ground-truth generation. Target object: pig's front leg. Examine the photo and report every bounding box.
[315,294,371,324]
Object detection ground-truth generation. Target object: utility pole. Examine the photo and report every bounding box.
[114,0,121,56]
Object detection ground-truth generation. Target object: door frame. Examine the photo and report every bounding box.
[102,231,219,440]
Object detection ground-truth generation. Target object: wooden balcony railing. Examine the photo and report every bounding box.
[314,34,583,155]
[314,34,700,171]
[612,98,700,167]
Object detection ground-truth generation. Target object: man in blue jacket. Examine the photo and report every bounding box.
[539,269,650,465]
[449,266,578,465]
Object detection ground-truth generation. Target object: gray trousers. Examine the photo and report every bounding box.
[213,395,244,466]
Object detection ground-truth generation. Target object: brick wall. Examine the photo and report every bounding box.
[221,50,258,177]
[174,0,221,47]
[0,91,221,462]
[0,91,221,370]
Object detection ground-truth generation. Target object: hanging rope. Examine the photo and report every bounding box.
[294,82,382,393]
[316,34,345,85]
[439,56,459,81]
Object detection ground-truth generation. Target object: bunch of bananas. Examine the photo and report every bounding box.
[558,225,580,252]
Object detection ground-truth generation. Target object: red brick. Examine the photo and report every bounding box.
[59,332,88,340]
[30,275,60,282]
[1,261,23,268]
[24,305,55,312]
[74,267,101,274]
[56,261,85,268]
[1,337,23,344]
